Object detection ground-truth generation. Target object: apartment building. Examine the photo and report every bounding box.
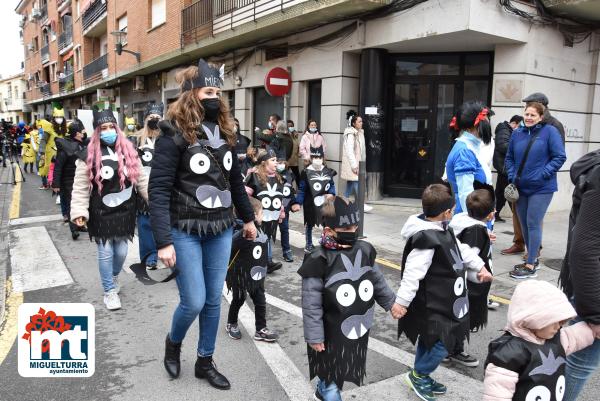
[0,73,29,123]
[15,0,600,210]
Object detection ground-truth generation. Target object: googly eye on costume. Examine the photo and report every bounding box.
[223,151,233,171]
[313,182,322,192]
[525,385,550,401]
[142,151,153,163]
[336,283,356,307]
[555,375,565,401]
[358,280,374,302]
[101,165,114,180]
[262,197,272,209]
[189,153,211,174]
[252,245,262,260]
[454,276,464,296]
[283,186,291,197]
[272,198,282,209]
[325,183,331,191]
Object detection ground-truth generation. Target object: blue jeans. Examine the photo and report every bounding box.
[137,213,157,266]
[565,317,600,400]
[316,378,342,401]
[305,224,314,248]
[97,239,129,292]
[515,192,553,265]
[279,210,291,253]
[169,226,233,357]
[344,180,359,198]
[59,192,69,216]
[414,340,448,376]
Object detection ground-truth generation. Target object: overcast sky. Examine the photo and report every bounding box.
[0,1,25,79]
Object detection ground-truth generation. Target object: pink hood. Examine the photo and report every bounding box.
[506,280,576,345]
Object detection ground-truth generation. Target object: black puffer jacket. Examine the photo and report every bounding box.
[560,150,600,324]
[544,110,565,144]
[52,137,86,193]
[493,121,512,173]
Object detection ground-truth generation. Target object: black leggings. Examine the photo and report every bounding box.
[227,285,266,332]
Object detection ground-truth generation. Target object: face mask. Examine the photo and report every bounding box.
[100,129,117,145]
[127,124,135,131]
[312,158,323,167]
[201,98,221,121]
[288,127,295,133]
[147,118,160,130]
[268,122,274,129]
[336,230,358,247]
[55,118,64,125]
[276,164,286,173]
[309,127,318,133]
[234,125,239,133]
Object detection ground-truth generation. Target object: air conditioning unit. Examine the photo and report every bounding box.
[31,8,41,19]
[132,76,145,92]
[27,43,34,52]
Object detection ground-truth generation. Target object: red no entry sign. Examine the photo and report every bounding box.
[264,67,291,97]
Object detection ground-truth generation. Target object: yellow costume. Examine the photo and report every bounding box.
[21,131,39,164]
[124,116,137,138]
[38,107,67,177]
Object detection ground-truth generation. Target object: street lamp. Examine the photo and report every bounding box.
[111,30,140,63]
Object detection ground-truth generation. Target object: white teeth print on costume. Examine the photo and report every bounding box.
[102,185,133,208]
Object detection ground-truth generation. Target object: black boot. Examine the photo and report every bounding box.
[195,356,231,390]
[267,261,282,274]
[71,231,79,240]
[164,334,182,378]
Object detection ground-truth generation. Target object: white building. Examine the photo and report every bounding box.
[0,73,29,124]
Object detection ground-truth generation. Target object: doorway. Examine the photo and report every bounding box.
[385,52,492,197]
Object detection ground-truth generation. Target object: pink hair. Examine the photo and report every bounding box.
[86,124,140,194]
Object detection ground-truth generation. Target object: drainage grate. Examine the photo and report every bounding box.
[544,258,564,271]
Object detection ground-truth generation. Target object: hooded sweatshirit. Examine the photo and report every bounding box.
[483,280,594,401]
[396,214,486,352]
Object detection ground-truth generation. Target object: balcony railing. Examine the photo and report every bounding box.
[41,83,52,98]
[59,72,75,93]
[181,0,213,46]
[41,44,50,64]
[83,53,108,82]
[82,0,107,32]
[58,29,73,52]
[40,5,48,21]
[214,0,255,17]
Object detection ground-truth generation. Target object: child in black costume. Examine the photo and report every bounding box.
[276,148,296,262]
[299,196,395,401]
[291,146,336,253]
[483,280,595,401]
[225,196,279,342]
[390,183,492,401]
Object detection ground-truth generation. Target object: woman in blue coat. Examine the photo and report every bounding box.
[505,102,566,279]
[446,101,493,214]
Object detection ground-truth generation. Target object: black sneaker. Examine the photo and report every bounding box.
[267,261,282,273]
[254,327,278,342]
[448,352,479,367]
[226,323,242,340]
[510,265,537,279]
[146,263,158,271]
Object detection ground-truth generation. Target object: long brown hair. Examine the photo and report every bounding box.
[254,149,282,186]
[166,65,236,146]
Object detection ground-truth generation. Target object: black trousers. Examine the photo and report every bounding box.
[227,285,266,332]
[61,189,78,234]
[495,173,509,215]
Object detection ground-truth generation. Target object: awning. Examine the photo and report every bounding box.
[63,49,74,61]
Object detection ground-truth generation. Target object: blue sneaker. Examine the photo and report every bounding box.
[405,369,435,401]
[426,376,447,395]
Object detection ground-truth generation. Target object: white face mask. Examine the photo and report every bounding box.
[312,159,323,167]
[127,124,135,131]
[55,118,64,125]
[276,164,286,172]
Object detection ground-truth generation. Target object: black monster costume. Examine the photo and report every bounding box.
[486,333,567,401]
[77,144,137,244]
[137,137,155,215]
[398,227,471,352]
[245,172,284,237]
[225,227,269,299]
[299,147,336,227]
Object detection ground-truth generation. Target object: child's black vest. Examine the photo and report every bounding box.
[137,137,156,215]
[398,227,470,352]
[225,227,269,298]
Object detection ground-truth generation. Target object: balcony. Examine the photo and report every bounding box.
[40,83,52,98]
[82,0,108,34]
[59,72,75,93]
[541,0,600,22]
[181,0,392,47]
[58,29,73,53]
[83,53,108,83]
[41,44,50,64]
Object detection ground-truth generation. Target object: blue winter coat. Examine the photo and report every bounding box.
[505,123,566,197]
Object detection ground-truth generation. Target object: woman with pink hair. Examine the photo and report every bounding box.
[70,109,149,310]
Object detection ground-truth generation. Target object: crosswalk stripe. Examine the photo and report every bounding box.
[222,287,313,400]
[9,226,74,292]
[9,214,64,226]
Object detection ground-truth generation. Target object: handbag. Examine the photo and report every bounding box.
[504,131,540,203]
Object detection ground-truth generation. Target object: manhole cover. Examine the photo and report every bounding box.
[544,258,563,271]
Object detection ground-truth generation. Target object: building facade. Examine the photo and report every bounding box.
[0,73,29,123]
[16,0,600,211]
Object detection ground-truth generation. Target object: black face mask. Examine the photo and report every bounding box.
[147,118,160,130]
[201,98,221,122]
[336,230,358,246]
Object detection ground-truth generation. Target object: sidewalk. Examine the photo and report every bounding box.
[289,199,569,301]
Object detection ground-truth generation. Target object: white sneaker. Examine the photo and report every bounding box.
[103,289,121,310]
[364,204,373,213]
[113,275,120,294]
[487,299,500,310]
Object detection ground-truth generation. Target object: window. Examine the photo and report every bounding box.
[308,80,322,127]
[74,46,81,70]
[150,0,166,28]
[33,36,39,51]
[50,63,57,82]
[118,14,127,45]
[14,86,18,99]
